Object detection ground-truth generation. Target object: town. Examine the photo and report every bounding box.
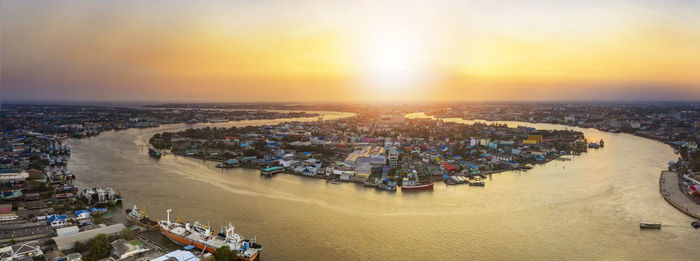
[0,105,316,261]
[149,110,590,191]
[2,102,700,260]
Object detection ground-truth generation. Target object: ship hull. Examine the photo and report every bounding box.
[159,225,258,260]
[401,184,434,190]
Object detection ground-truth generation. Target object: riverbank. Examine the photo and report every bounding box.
[659,171,700,219]
[64,110,695,260]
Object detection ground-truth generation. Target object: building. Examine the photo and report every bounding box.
[0,240,43,260]
[388,148,398,167]
[75,210,90,220]
[56,226,79,237]
[111,239,145,260]
[48,214,68,228]
[526,135,543,144]
[0,204,12,214]
[53,223,126,251]
[152,250,200,261]
[0,213,19,222]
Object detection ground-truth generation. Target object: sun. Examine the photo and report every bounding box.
[358,26,428,93]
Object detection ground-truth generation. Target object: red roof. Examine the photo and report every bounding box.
[443,163,458,172]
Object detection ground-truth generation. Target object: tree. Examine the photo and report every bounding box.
[74,241,85,252]
[214,245,237,261]
[85,234,111,261]
[121,228,136,241]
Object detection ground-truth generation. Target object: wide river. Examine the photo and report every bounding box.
[65,111,699,260]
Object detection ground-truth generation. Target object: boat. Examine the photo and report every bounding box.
[159,209,261,261]
[260,166,282,175]
[692,221,700,229]
[148,148,161,159]
[588,142,600,149]
[469,177,485,186]
[639,222,662,229]
[400,180,434,191]
[599,139,604,147]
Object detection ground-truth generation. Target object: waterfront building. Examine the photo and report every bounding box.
[152,250,200,261]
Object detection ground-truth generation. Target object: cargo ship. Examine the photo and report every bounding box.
[400,180,434,191]
[159,209,261,261]
[148,148,161,159]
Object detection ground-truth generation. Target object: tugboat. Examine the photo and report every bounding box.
[640,222,662,229]
[148,148,161,159]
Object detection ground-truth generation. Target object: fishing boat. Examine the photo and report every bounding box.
[159,209,261,261]
[401,180,434,191]
[148,148,161,159]
[639,222,662,229]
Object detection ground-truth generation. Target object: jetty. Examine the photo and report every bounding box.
[659,171,700,219]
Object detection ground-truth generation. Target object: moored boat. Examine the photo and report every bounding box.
[159,209,261,261]
[401,181,434,191]
[148,148,161,159]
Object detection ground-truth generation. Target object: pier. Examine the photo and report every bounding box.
[659,171,700,219]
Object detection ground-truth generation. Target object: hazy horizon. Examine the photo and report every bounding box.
[2,0,700,102]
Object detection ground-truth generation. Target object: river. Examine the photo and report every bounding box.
[64,111,699,260]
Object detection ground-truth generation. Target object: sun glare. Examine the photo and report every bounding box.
[358,26,429,93]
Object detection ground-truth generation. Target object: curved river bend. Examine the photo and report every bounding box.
[65,111,699,260]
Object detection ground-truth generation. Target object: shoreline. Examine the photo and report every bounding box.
[659,171,700,219]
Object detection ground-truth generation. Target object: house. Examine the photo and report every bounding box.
[75,210,90,220]
[110,239,145,260]
[48,214,68,228]
[0,241,43,260]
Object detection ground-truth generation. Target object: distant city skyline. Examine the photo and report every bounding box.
[2,0,700,102]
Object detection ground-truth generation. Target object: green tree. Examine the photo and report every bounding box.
[73,241,85,252]
[85,234,111,261]
[214,245,237,261]
[120,228,136,241]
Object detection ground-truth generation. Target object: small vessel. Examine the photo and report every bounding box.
[260,166,282,175]
[639,222,662,229]
[588,142,600,149]
[401,180,434,191]
[159,209,261,261]
[599,139,604,147]
[469,177,485,186]
[692,221,700,229]
[149,148,161,159]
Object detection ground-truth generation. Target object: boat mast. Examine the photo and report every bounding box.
[166,209,172,224]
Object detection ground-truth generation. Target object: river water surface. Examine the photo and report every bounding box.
[65,111,699,260]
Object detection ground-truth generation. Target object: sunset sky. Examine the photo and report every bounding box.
[2,0,700,102]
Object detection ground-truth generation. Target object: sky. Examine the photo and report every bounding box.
[2,0,700,102]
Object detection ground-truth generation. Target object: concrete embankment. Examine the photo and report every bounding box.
[659,171,700,219]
